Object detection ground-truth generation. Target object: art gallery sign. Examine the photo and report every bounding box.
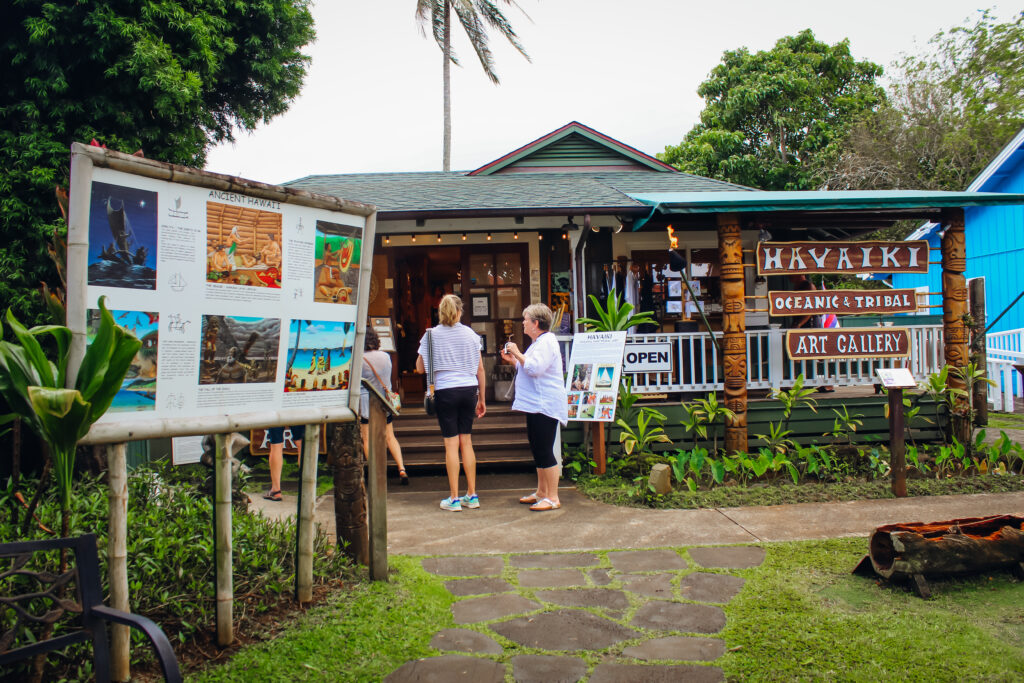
[785,328,911,360]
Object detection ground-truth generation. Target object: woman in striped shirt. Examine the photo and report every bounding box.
[416,294,487,511]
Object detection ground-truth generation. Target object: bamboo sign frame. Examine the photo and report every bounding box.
[757,240,930,275]
[66,143,376,442]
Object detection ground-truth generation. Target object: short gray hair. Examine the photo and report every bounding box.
[523,303,554,331]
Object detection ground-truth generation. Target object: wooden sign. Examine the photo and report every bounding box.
[769,289,919,317]
[786,327,911,360]
[757,241,929,275]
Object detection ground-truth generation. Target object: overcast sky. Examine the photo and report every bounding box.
[203,1,1014,185]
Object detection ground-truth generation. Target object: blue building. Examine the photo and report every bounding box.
[889,128,1024,334]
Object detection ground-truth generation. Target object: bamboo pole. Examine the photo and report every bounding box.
[214,433,233,646]
[106,442,130,681]
[367,396,388,581]
[296,423,320,603]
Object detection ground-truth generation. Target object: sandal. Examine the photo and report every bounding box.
[399,470,410,486]
[529,498,561,512]
[519,492,540,505]
[263,490,282,502]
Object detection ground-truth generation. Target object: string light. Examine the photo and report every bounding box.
[436,233,442,242]
[462,232,467,240]
[384,234,390,245]
[538,232,543,240]
[513,232,519,240]
[411,234,416,243]
[562,230,568,240]
[486,232,492,241]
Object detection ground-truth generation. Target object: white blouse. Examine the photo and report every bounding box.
[512,332,568,425]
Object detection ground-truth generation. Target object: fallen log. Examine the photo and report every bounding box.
[854,515,1024,598]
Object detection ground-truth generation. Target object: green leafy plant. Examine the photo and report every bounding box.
[755,421,795,455]
[824,405,863,446]
[577,291,656,331]
[691,393,735,454]
[617,407,672,459]
[950,361,996,453]
[773,373,818,429]
[0,297,140,540]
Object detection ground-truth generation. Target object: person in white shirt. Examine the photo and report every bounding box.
[417,294,487,511]
[360,329,408,485]
[501,303,568,511]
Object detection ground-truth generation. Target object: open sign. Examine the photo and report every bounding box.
[623,343,673,372]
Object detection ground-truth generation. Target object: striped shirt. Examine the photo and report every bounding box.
[418,323,481,390]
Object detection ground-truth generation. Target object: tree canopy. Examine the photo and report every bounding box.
[659,30,885,191]
[817,9,1024,191]
[1,0,315,324]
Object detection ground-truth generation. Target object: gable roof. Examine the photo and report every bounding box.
[467,121,678,175]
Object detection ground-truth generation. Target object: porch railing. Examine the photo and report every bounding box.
[986,328,1024,412]
[558,325,946,395]
[557,324,1022,412]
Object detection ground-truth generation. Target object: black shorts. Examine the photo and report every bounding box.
[268,425,305,445]
[526,413,559,468]
[360,414,393,425]
[435,386,478,438]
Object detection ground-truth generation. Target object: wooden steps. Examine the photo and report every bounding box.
[393,404,534,468]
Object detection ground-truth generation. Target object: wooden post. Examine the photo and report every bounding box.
[213,433,233,646]
[106,442,129,681]
[329,422,369,564]
[594,422,607,475]
[296,424,320,603]
[970,277,988,426]
[367,396,388,581]
[889,388,907,497]
[941,208,970,444]
[718,213,748,454]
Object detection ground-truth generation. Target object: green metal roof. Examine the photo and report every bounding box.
[628,190,1024,214]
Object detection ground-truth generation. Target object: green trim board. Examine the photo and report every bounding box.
[628,190,1024,215]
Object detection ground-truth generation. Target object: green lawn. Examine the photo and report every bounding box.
[191,540,1024,682]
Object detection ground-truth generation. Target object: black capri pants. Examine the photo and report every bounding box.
[526,413,559,469]
[435,386,479,438]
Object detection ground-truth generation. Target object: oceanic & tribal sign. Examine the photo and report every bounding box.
[769,289,919,316]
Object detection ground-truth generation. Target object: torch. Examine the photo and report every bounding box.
[667,225,721,356]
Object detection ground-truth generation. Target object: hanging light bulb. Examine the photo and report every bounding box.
[538,232,543,241]
[436,233,442,242]
[513,232,519,240]
[562,230,568,240]
[384,234,390,245]
[411,234,416,243]
[486,232,492,241]
[462,232,467,240]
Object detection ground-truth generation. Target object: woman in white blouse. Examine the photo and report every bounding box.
[500,303,568,511]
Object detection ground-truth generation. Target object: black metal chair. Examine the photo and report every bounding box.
[0,533,182,682]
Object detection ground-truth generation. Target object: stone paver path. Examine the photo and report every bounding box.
[384,545,765,682]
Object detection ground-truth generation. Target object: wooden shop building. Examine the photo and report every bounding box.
[287,122,1024,460]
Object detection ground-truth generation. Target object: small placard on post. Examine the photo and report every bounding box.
[875,367,917,388]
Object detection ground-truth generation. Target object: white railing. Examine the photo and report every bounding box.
[986,328,1024,412]
[559,325,947,395]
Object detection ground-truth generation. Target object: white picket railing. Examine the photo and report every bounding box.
[986,328,1024,412]
[558,325,947,395]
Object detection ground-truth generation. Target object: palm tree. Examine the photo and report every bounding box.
[415,0,529,171]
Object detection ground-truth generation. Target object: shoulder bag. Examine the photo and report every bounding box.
[424,329,437,415]
[365,357,400,414]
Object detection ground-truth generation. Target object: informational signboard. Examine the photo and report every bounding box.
[370,317,396,352]
[875,367,917,388]
[565,331,627,422]
[171,436,204,465]
[786,328,911,360]
[623,341,673,373]
[769,289,919,317]
[757,241,929,275]
[67,143,375,443]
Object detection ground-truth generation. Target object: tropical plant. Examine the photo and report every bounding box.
[824,405,863,446]
[950,361,996,452]
[755,421,796,455]
[772,374,818,429]
[691,393,736,454]
[577,291,657,332]
[679,401,708,449]
[0,297,140,542]
[415,0,530,171]
[616,407,672,464]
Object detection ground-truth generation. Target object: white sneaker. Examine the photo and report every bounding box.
[440,497,462,511]
[459,494,480,509]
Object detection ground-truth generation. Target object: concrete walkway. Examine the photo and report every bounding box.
[248,472,1024,555]
[247,474,1024,682]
